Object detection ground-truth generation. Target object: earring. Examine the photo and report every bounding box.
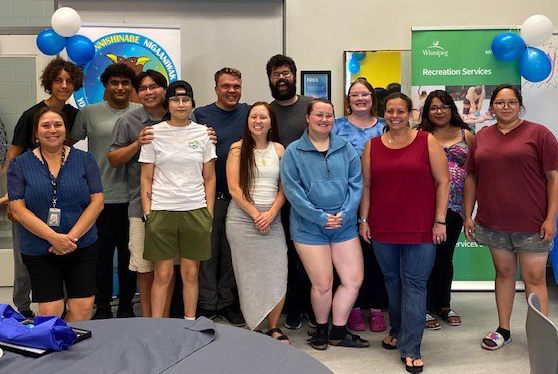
[35,138,39,143]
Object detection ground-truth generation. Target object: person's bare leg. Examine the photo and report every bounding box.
[163,271,176,318]
[294,242,333,324]
[66,296,95,321]
[37,299,65,318]
[519,251,549,315]
[331,237,364,326]
[490,248,517,330]
[151,260,174,317]
[137,271,154,317]
[267,295,289,344]
[180,258,200,318]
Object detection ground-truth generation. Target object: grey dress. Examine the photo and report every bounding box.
[226,142,288,330]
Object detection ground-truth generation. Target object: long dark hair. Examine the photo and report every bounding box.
[418,90,471,133]
[237,102,279,202]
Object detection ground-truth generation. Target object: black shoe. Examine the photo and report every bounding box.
[304,311,317,328]
[19,310,35,320]
[284,312,302,330]
[92,306,113,320]
[307,329,328,350]
[216,306,245,327]
[197,307,217,320]
[116,303,135,318]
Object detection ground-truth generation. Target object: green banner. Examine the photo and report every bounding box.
[412,29,521,86]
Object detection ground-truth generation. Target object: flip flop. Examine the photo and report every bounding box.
[425,313,441,330]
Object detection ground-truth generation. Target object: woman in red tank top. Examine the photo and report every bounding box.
[359,93,450,373]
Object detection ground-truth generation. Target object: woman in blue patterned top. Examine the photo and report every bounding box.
[8,107,104,321]
[333,78,388,333]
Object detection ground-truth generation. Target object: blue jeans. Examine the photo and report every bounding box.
[373,241,436,359]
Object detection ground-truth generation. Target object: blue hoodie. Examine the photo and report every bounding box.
[280,130,363,230]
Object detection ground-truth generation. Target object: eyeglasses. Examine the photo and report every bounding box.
[311,112,334,120]
[169,96,192,104]
[138,84,160,93]
[349,93,372,99]
[429,105,451,113]
[271,71,293,79]
[493,100,519,109]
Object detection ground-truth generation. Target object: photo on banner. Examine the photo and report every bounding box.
[411,28,521,289]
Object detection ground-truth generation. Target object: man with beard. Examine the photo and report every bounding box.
[70,64,141,319]
[193,67,248,326]
[266,54,314,330]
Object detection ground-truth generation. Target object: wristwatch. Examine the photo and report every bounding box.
[142,213,150,222]
[358,218,369,224]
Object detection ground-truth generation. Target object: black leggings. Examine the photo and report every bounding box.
[426,209,463,313]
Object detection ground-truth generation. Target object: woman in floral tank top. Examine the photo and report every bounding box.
[418,90,474,330]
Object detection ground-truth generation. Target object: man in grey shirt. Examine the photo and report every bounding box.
[70,64,141,319]
[266,54,314,330]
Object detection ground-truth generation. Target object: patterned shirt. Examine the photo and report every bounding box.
[444,129,468,218]
[333,116,385,156]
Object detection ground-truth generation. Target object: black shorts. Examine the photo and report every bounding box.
[22,241,99,303]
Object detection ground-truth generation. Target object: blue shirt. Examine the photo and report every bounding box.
[7,148,103,256]
[333,116,385,156]
[193,103,250,194]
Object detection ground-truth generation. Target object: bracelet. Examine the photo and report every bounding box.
[435,220,446,225]
[358,218,369,224]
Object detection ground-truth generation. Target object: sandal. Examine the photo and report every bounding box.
[368,310,387,332]
[307,329,328,350]
[329,332,370,348]
[401,357,424,373]
[266,327,290,344]
[481,331,511,350]
[438,308,461,326]
[425,313,441,330]
[381,335,397,350]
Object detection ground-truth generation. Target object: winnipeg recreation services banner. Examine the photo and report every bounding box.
[412,28,521,288]
[68,24,181,108]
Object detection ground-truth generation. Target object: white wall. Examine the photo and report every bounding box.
[286,0,558,111]
[61,0,283,107]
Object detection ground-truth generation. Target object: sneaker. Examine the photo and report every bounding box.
[92,307,113,320]
[197,307,217,320]
[284,312,302,330]
[217,306,245,327]
[305,310,317,328]
[116,303,136,318]
[368,310,387,332]
[19,310,35,320]
[347,309,366,331]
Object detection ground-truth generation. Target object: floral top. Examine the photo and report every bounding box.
[444,129,468,218]
[333,116,385,156]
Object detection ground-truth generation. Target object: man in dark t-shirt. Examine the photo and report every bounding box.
[5,57,84,319]
[193,67,249,326]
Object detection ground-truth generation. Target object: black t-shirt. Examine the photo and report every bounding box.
[12,101,78,151]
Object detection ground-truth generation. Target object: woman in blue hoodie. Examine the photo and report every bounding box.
[281,99,366,350]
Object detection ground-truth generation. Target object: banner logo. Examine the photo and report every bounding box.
[74,32,178,107]
[423,40,449,57]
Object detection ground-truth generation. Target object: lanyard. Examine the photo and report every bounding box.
[39,147,66,208]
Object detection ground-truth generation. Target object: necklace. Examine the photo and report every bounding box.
[170,122,191,144]
[387,129,411,145]
[255,144,270,166]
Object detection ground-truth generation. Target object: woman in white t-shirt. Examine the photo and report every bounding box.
[139,81,216,319]
[226,102,289,343]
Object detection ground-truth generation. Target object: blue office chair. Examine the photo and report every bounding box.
[526,293,558,374]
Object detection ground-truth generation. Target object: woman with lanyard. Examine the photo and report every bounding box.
[334,77,388,333]
[8,107,104,321]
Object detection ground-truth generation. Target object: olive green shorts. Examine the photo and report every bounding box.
[474,223,553,253]
[144,208,213,262]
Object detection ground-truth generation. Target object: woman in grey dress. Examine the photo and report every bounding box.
[226,102,289,343]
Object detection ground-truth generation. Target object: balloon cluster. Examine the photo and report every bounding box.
[36,7,95,65]
[491,15,554,82]
[347,52,366,74]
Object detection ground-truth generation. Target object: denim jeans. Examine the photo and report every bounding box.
[373,241,436,359]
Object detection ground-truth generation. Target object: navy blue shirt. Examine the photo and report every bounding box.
[7,148,103,256]
[193,103,249,194]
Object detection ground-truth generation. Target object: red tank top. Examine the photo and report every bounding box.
[368,131,435,244]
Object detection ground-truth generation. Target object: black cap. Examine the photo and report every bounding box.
[164,80,195,108]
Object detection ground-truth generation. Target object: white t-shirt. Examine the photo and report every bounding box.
[139,121,216,211]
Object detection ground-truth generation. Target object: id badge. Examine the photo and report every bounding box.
[47,208,61,227]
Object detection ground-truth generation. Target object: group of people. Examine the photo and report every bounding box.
[5,53,558,374]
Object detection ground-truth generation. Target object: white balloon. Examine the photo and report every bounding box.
[51,7,81,37]
[521,15,554,46]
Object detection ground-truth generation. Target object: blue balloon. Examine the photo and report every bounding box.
[348,59,360,74]
[519,47,552,82]
[491,32,526,61]
[352,52,366,61]
[66,35,95,65]
[36,29,66,56]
